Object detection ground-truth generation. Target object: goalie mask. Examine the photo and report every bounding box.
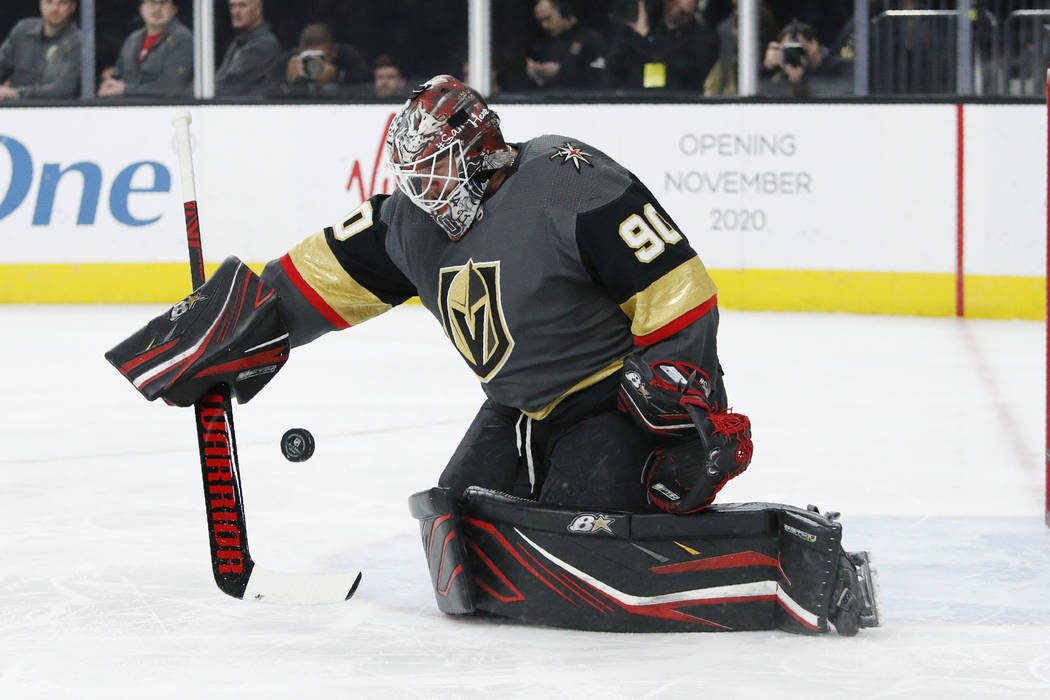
[384,75,515,240]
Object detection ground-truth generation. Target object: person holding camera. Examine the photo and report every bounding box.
[281,23,367,99]
[760,19,852,98]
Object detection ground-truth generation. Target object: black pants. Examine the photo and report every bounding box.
[438,374,657,511]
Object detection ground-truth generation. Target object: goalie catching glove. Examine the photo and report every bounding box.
[105,256,290,407]
[618,355,753,514]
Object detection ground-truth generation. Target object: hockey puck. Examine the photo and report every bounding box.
[281,428,315,462]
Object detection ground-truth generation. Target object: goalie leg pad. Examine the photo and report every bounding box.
[407,488,476,615]
[407,487,879,634]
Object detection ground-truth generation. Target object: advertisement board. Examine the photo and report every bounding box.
[0,102,1043,318]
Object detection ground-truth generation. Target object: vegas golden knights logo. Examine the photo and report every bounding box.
[438,259,514,382]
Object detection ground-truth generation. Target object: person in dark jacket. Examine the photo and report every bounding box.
[524,0,608,90]
[609,0,722,92]
[0,0,81,100]
[98,0,193,98]
[215,0,281,97]
[608,0,719,92]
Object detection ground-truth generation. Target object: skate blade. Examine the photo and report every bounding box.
[850,551,882,628]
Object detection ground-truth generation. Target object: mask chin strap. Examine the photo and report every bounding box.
[432,168,495,240]
[481,148,516,172]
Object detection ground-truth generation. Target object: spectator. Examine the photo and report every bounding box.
[280,22,367,99]
[760,19,852,97]
[608,0,720,92]
[0,0,81,100]
[704,0,777,96]
[215,0,281,97]
[524,0,608,90]
[98,0,192,99]
[772,0,851,49]
[372,54,406,99]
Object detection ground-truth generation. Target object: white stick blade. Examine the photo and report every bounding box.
[241,568,362,605]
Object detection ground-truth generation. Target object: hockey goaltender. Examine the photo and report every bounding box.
[107,75,879,635]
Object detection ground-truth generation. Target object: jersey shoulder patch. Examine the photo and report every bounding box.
[546,140,596,171]
[515,135,633,215]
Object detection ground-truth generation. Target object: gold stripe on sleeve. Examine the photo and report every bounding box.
[619,256,718,338]
[288,231,393,327]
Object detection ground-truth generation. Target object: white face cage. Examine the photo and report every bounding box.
[389,140,470,214]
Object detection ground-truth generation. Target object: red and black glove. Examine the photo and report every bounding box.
[105,256,289,407]
[618,356,717,436]
[618,356,753,514]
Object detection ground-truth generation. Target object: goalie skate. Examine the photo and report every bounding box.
[852,551,881,629]
[829,550,881,636]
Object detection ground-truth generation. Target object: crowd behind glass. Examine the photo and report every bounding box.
[1,0,1048,102]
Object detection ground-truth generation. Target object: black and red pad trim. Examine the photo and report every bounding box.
[408,487,476,615]
[408,487,846,634]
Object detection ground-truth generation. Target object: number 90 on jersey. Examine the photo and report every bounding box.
[618,203,682,262]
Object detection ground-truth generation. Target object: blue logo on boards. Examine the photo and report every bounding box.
[0,134,171,227]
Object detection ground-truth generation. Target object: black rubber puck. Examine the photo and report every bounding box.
[281,428,315,462]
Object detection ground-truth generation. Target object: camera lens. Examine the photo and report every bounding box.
[782,43,804,67]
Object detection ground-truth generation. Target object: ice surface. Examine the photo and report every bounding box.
[1,305,1048,699]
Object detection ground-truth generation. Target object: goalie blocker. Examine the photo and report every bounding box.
[408,487,879,635]
[105,256,289,407]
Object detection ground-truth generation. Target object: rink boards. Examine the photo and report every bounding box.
[0,102,1043,318]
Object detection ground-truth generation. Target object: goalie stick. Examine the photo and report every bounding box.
[171,111,361,604]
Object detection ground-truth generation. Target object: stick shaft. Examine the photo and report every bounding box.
[171,112,206,289]
[166,111,361,601]
[171,111,255,598]
[171,113,197,200]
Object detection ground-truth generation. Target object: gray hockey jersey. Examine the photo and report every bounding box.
[262,135,720,419]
